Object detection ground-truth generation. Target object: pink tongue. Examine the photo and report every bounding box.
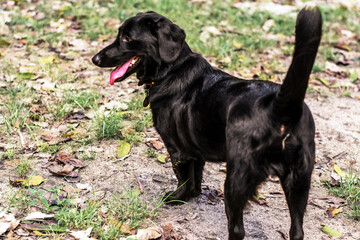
[110,57,135,85]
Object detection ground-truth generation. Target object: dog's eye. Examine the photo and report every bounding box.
[122,35,132,42]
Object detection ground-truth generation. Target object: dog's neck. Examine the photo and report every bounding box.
[138,43,193,84]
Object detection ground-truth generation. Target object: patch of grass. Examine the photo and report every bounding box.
[49,90,101,121]
[65,91,102,111]
[0,147,16,161]
[15,160,32,177]
[95,109,124,139]
[133,112,153,133]
[7,185,162,239]
[326,171,360,220]
[81,151,97,160]
[144,149,156,158]
[0,83,35,134]
[37,141,62,154]
[312,63,324,73]
[122,129,143,145]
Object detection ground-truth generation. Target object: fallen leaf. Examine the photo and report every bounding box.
[136,226,162,240]
[315,77,340,89]
[24,212,54,220]
[61,131,85,141]
[33,230,50,236]
[162,224,178,240]
[65,111,88,123]
[321,225,342,237]
[48,164,78,177]
[76,183,92,191]
[70,227,96,240]
[252,193,267,205]
[333,164,345,177]
[16,72,37,80]
[232,40,243,49]
[350,70,358,83]
[202,26,222,36]
[0,211,19,235]
[156,154,166,164]
[262,19,275,32]
[326,206,341,218]
[119,223,136,235]
[40,131,71,145]
[0,38,10,47]
[69,39,88,51]
[11,175,45,187]
[39,56,58,65]
[63,186,81,193]
[334,43,351,52]
[149,139,164,150]
[117,141,131,158]
[51,152,85,168]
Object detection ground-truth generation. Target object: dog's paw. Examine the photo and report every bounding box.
[162,191,188,205]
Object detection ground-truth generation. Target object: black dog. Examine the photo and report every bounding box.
[93,6,322,240]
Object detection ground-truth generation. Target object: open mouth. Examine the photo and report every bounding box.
[110,56,141,85]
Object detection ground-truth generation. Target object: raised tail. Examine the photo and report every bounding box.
[273,6,322,123]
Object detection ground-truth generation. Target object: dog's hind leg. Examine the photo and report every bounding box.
[279,164,313,240]
[192,159,205,197]
[224,160,265,240]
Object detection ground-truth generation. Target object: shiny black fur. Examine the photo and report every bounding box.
[93,8,322,240]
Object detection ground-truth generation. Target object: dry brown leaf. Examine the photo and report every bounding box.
[136,226,162,240]
[149,139,164,150]
[48,164,78,177]
[326,206,342,218]
[40,131,71,145]
[0,211,18,235]
[70,227,97,240]
[162,224,178,240]
[52,152,85,168]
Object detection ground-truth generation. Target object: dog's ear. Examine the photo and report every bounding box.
[156,19,186,63]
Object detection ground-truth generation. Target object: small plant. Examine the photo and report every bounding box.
[38,141,62,154]
[95,109,124,139]
[326,171,360,220]
[15,160,32,177]
[144,149,157,158]
[127,95,144,111]
[122,130,142,145]
[0,147,16,161]
[53,186,162,239]
[81,151,97,160]
[133,112,153,132]
[65,91,101,111]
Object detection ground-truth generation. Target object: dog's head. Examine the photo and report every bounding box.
[92,12,186,85]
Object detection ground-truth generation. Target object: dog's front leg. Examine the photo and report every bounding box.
[164,156,204,203]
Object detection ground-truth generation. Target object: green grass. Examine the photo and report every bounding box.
[49,90,101,120]
[95,109,124,139]
[6,185,162,239]
[326,171,360,220]
[37,141,62,154]
[0,82,36,134]
[15,160,32,177]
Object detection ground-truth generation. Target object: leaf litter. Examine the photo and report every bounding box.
[0,0,360,239]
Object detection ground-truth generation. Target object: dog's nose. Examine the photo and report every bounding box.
[92,54,101,66]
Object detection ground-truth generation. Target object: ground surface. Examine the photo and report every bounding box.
[0,0,359,239]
